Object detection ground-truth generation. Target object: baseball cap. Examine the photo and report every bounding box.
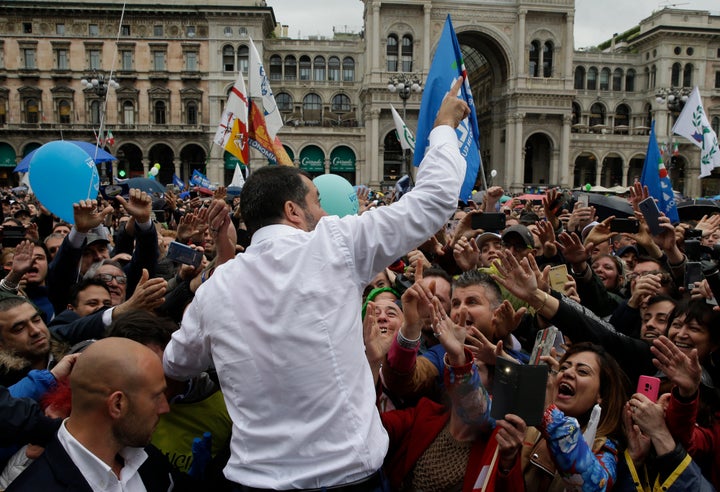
[501,225,534,249]
[616,244,639,258]
[85,232,110,247]
[475,232,502,249]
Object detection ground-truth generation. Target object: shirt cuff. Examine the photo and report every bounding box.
[102,307,115,326]
[387,337,419,373]
[136,219,153,232]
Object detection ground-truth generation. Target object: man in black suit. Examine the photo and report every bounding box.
[8,337,185,491]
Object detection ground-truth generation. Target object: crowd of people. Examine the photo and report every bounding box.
[2,81,720,491]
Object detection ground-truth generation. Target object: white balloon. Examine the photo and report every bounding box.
[490,169,498,178]
[149,167,159,176]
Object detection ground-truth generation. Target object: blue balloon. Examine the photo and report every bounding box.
[313,174,358,218]
[29,141,100,223]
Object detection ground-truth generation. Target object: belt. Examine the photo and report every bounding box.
[233,470,383,492]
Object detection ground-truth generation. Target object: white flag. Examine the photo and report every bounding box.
[672,86,720,178]
[248,38,283,139]
[230,163,245,188]
[213,71,250,164]
[390,104,415,151]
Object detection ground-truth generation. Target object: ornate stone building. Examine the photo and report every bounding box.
[1,1,719,196]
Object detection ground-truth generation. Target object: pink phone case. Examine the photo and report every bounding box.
[637,375,660,403]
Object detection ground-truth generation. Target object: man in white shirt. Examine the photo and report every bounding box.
[8,337,179,492]
[163,77,470,491]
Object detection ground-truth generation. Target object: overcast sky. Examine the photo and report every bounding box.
[266,0,719,49]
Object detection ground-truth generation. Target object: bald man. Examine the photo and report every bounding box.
[8,337,188,492]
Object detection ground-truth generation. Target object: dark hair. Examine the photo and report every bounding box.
[646,294,676,309]
[668,299,720,352]
[107,310,176,349]
[423,267,453,286]
[453,270,502,309]
[559,342,629,446]
[633,256,666,272]
[69,278,111,308]
[240,166,311,235]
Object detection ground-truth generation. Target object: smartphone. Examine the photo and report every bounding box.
[166,241,203,268]
[152,210,167,223]
[491,357,548,427]
[636,375,661,403]
[100,183,129,201]
[529,326,566,365]
[610,218,640,234]
[1,226,26,248]
[685,262,704,291]
[471,212,506,232]
[576,194,589,208]
[638,197,663,236]
[548,264,569,292]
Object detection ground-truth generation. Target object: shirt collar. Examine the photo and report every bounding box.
[58,419,148,490]
[250,224,305,246]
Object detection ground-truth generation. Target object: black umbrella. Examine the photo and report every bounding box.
[573,192,634,220]
[676,199,720,222]
[126,177,166,195]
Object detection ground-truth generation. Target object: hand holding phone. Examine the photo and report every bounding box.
[638,197,663,236]
[548,264,569,292]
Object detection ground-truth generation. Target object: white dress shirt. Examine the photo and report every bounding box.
[163,125,465,489]
[57,419,148,492]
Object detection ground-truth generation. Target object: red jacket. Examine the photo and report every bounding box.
[381,397,524,491]
[665,387,719,490]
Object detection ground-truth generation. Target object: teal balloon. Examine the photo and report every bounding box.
[313,174,358,218]
[29,141,100,223]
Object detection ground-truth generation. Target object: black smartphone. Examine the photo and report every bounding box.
[638,197,663,236]
[153,210,167,223]
[471,212,506,232]
[1,226,26,248]
[610,218,639,234]
[166,241,203,268]
[685,262,704,291]
[100,183,129,201]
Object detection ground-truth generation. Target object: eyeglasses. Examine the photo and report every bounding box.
[95,273,127,285]
[626,270,671,285]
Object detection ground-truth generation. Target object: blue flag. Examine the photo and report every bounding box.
[413,15,482,202]
[190,169,212,188]
[641,121,679,223]
[172,173,185,191]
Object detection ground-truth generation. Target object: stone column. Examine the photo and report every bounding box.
[565,13,574,85]
[366,108,381,187]
[517,9,526,78]
[372,1,381,72]
[512,112,525,193]
[505,115,516,190]
[423,3,431,70]
[559,114,572,186]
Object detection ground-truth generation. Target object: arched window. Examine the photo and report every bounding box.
[587,67,598,90]
[186,101,198,125]
[386,34,398,72]
[543,41,553,77]
[529,40,540,77]
[331,94,351,112]
[123,100,134,125]
[269,55,282,81]
[572,102,581,126]
[599,68,611,90]
[58,99,71,124]
[626,69,636,92]
[237,45,249,75]
[612,68,623,91]
[284,56,297,80]
[589,102,606,127]
[89,100,100,125]
[683,63,693,87]
[299,55,311,81]
[154,100,166,125]
[328,56,341,82]
[302,93,322,124]
[401,35,413,72]
[574,66,586,90]
[276,92,292,112]
[223,45,235,72]
[671,62,681,87]
[313,56,326,81]
[342,57,355,82]
[614,104,630,128]
[645,103,653,127]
